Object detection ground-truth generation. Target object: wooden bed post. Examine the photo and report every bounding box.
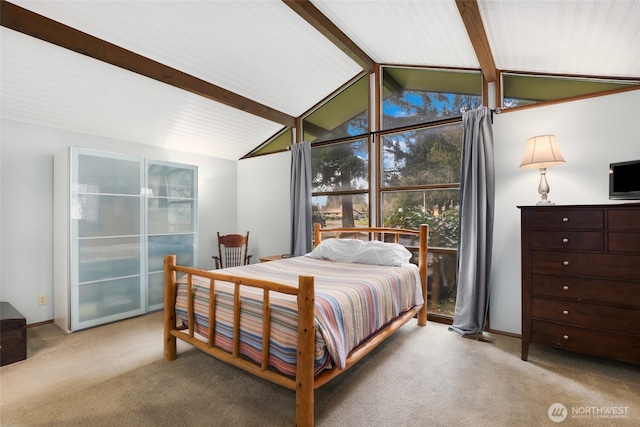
[296,275,315,427]
[418,224,429,327]
[313,222,321,246]
[164,255,178,361]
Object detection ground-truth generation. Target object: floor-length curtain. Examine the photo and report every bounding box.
[450,107,495,335]
[290,142,312,256]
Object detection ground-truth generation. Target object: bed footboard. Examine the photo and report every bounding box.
[163,255,317,426]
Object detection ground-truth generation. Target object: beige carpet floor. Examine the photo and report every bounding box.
[1,311,639,426]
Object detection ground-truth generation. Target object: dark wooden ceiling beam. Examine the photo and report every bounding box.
[283,0,376,74]
[0,0,296,127]
[455,0,497,83]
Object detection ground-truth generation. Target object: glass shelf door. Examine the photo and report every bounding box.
[69,149,145,331]
[145,159,198,311]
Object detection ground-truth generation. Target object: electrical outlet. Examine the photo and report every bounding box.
[38,294,47,306]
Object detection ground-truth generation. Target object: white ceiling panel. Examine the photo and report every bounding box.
[1,28,282,160]
[312,0,479,68]
[11,0,362,117]
[479,0,640,77]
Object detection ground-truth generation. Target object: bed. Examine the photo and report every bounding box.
[163,224,428,426]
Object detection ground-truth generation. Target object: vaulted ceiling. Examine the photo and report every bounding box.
[2,1,639,160]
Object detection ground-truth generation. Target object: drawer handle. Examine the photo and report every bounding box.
[562,237,569,243]
[562,310,569,315]
[563,335,569,340]
[563,260,569,266]
[562,285,569,291]
[562,217,569,222]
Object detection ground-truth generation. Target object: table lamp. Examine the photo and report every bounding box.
[520,135,565,205]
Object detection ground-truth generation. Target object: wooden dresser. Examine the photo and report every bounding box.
[519,204,640,365]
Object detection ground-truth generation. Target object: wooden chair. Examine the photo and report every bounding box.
[212,231,252,269]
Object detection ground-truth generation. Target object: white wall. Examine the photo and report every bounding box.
[237,151,291,261]
[490,89,640,334]
[0,119,237,324]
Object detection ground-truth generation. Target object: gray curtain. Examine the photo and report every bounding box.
[450,107,495,336]
[290,141,312,256]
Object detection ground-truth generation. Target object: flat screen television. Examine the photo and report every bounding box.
[609,159,640,200]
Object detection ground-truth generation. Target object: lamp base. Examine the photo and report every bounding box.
[536,167,555,206]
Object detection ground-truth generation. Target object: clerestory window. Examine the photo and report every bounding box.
[501,72,639,109]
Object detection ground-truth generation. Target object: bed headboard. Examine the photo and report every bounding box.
[314,223,426,247]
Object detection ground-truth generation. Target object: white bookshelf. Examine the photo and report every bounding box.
[54,147,197,332]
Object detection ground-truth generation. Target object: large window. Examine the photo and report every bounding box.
[308,67,482,319]
[378,67,480,317]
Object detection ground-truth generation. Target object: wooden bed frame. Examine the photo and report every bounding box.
[164,224,428,426]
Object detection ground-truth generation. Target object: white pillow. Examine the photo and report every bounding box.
[307,238,364,263]
[349,240,413,267]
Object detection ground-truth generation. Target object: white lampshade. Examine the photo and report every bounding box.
[520,135,565,169]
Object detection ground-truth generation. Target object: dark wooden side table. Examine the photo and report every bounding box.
[0,302,27,366]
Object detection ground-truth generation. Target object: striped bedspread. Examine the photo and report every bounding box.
[175,256,423,376]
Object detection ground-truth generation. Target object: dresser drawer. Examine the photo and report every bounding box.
[609,232,640,253]
[531,231,603,251]
[531,320,640,364]
[531,274,640,307]
[532,297,640,333]
[531,209,603,230]
[532,251,640,280]
[608,209,640,230]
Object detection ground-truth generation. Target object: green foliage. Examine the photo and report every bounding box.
[385,207,459,248]
[382,124,462,187]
